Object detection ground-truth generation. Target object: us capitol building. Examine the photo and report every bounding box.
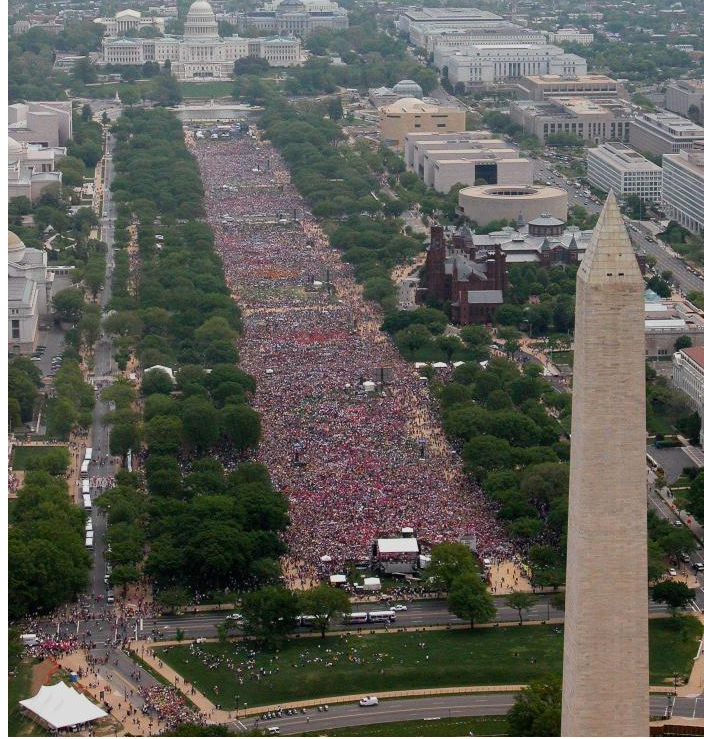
[100,0,302,80]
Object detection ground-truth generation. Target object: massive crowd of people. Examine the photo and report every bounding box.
[191,135,510,580]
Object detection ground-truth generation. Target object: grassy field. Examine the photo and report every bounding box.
[8,660,44,737]
[550,350,573,368]
[179,81,235,98]
[156,619,701,709]
[304,716,509,736]
[12,445,68,470]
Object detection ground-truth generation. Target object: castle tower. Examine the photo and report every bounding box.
[561,192,649,736]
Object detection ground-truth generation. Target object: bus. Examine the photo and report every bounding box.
[298,615,318,627]
[368,610,396,623]
[343,612,369,625]
[80,460,90,477]
[82,479,90,495]
[82,493,92,511]
[85,534,94,550]
[84,448,93,462]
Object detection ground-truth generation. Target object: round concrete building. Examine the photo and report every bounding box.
[458,184,568,227]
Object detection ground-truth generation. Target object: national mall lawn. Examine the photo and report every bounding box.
[154,618,701,709]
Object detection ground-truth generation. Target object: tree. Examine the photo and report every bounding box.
[505,591,538,625]
[652,580,695,617]
[675,335,693,352]
[447,572,496,628]
[425,542,478,592]
[141,369,174,397]
[299,585,351,638]
[157,586,190,614]
[436,335,463,362]
[110,422,140,458]
[221,404,261,451]
[242,586,299,645]
[52,287,85,323]
[327,97,343,120]
[181,396,221,452]
[507,676,561,736]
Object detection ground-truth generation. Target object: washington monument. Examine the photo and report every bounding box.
[561,192,649,736]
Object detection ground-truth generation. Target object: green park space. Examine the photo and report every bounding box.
[8,660,49,737]
[156,619,701,709]
[12,445,68,470]
[178,81,236,99]
[304,716,509,736]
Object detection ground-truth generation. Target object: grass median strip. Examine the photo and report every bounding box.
[302,716,510,736]
[154,618,700,709]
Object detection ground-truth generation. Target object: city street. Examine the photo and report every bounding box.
[238,693,685,734]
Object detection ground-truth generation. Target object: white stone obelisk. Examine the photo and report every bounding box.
[561,192,649,736]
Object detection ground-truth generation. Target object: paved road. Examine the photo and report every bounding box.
[239,693,681,734]
[629,224,704,295]
[137,594,678,641]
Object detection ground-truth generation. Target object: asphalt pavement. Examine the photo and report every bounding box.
[238,693,685,734]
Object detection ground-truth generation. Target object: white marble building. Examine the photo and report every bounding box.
[101,1,302,79]
[94,8,166,36]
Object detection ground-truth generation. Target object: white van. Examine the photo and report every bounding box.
[21,633,38,647]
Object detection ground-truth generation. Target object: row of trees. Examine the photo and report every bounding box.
[9,357,42,430]
[96,108,281,597]
[9,466,91,619]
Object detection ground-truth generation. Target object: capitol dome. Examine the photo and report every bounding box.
[9,231,26,263]
[392,79,423,99]
[184,0,219,38]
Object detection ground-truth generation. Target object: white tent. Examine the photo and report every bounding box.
[432,362,448,369]
[144,364,175,382]
[329,574,347,585]
[20,682,107,730]
[362,380,376,393]
[453,361,465,367]
[320,554,332,563]
[363,576,382,591]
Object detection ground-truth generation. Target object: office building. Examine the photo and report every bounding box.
[510,97,633,145]
[673,346,704,445]
[410,23,546,54]
[665,79,704,119]
[630,110,704,157]
[8,101,73,148]
[435,44,586,87]
[587,143,662,203]
[516,74,626,101]
[379,98,465,150]
[404,131,497,169]
[548,27,594,44]
[645,298,704,358]
[662,143,704,233]
[8,137,65,202]
[562,193,649,737]
[242,0,348,39]
[8,231,54,355]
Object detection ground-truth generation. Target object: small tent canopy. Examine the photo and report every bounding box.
[363,576,381,591]
[432,362,448,369]
[453,361,465,367]
[20,682,107,730]
[144,364,175,382]
[362,381,376,393]
[414,362,428,369]
[320,554,332,563]
[329,574,347,585]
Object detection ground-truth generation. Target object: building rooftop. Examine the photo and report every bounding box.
[635,110,704,137]
[402,8,503,22]
[590,143,662,171]
[682,346,704,368]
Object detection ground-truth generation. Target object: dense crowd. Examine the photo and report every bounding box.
[139,685,200,727]
[191,136,509,579]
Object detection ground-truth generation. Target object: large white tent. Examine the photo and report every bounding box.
[19,682,107,730]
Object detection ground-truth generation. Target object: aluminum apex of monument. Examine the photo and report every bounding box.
[561,191,649,737]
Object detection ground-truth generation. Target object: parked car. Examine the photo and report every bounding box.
[669,568,678,577]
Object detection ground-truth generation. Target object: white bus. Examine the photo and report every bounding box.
[80,460,90,477]
[84,448,93,462]
[85,534,94,550]
[82,479,90,495]
[298,615,318,627]
[368,610,396,623]
[82,493,92,511]
[343,612,369,625]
